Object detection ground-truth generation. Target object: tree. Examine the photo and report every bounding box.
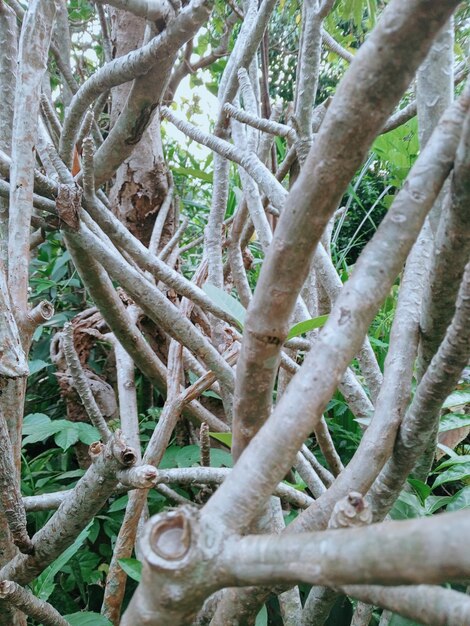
[0,0,470,624]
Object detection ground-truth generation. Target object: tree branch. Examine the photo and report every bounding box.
[230,0,460,463]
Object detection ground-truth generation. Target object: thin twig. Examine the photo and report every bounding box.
[62,322,113,442]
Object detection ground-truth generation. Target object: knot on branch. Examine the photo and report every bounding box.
[117,464,158,488]
[55,183,82,231]
[329,492,372,529]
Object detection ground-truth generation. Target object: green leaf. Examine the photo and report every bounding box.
[209,448,233,468]
[35,523,92,600]
[176,445,201,467]
[64,612,112,626]
[118,558,142,582]
[447,486,470,512]
[255,605,268,626]
[172,166,213,183]
[209,432,232,448]
[52,249,71,273]
[407,478,431,503]
[108,494,129,513]
[22,416,68,445]
[28,359,49,375]
[71,551,101,585]
[56,469,86,480]
[442,390,470,409]
[439,412,470,432]
[23,413,51,433]
[424,495,451,515]
[389,491,425,520]
[202,283,246,328]
[287,315,329,340]
[54,423,80,450]
[76,422,100,445]
[159,445,180,469]
[432,463,470,489]
[435,455,470,471]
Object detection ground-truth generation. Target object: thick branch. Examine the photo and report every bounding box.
[0,408,32,554]
[344,585,470,626]
[203,78,469,533]
[94,0,175,21]
[0,267,28,379]
[223,511,470,588]
[231,0,460,461]
[370,259,470,519]
[0,581,69,626]
[8,0,57,328]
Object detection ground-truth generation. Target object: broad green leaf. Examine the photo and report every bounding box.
[55,423,80,451]
[56,469,86,480]
[353,0,363,26]
[439,413,470,432]
[432,463,470,489]
[76,422,100,445]
[22,417,68,445]
[209,432,232,448]
[35,523,92,600]
[43,312,73,327]
[159,445,181,469]
[118,558,142,582]
[28,359,49,375]
[287,315,329,340]
[202,283,246,328]
[65,612,112,626]
[23,413,51,433]
[447,486,470,512]
[435,455,470,471]
[52,249,71,272]
[108,494,129,513]
[424,495,451,515]
[176,445,201,467]
[442,390,470,409]
[72,551,101,585]
[209,448,233,468]
[368,336,389,349]
[389,491,424,520]
[23,414,99,450]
